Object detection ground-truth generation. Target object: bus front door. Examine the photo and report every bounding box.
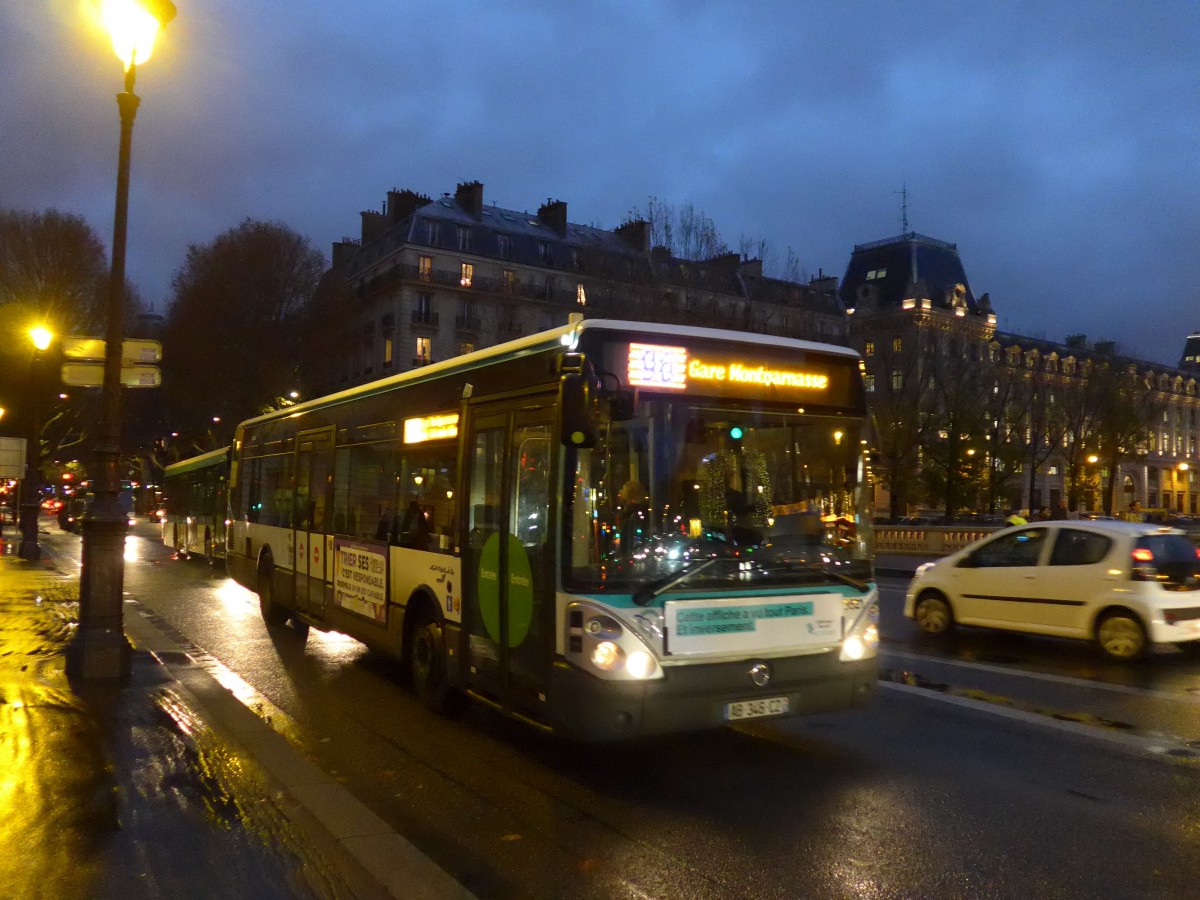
[293,427,334,619]
[462,400,556,723]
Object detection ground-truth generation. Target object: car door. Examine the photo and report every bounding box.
[1026,527,1117,636]
[946,526,1052,629]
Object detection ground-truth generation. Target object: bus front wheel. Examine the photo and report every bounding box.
[409,602,462,713]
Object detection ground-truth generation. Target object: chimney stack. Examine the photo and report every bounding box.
[455,181,484,218]
[538,199,568,235]
[615,219,650,254]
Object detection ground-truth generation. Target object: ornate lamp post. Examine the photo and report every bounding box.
[67,0,175,680]
[18,326,54,560]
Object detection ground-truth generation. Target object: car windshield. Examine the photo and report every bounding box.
[562,397,873,595]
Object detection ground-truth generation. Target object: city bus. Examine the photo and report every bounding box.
[225,318,879,740]
[162,447,229,561]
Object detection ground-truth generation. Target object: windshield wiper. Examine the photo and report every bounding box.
[632,558,720,607]
[807,564,871,593]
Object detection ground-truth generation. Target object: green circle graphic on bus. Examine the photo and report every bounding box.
[477,533,534,647]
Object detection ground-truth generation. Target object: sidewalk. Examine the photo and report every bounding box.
[0,525,472,900]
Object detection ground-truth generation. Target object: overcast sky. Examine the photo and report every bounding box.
[3,1,1198,365]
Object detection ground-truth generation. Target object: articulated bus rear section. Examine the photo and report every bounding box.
[225,319,879,740]
[161,447,230,562]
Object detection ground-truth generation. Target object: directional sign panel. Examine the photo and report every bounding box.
[61,362,162,388]
[60,337,163,364]
[61,337,106,360]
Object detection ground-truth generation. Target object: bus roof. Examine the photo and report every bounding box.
[163,446,230,478]
[236,318,862,431]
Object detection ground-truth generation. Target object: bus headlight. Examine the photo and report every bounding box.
[591,641,622,670]
[567,602,663,680]
[840,602,880,662]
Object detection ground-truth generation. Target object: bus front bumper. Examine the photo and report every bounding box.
[546,651,877,742]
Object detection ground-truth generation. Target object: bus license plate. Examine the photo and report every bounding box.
[725,697,789,721]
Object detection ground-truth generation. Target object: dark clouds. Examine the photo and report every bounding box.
[3,1,1198,364]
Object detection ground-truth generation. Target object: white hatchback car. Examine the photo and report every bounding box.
[905,520,1200,660]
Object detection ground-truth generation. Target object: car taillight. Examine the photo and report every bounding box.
[1132,548,1154,563]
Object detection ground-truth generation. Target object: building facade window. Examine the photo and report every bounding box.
[538,241,553,265]
[460,262,473,287]
[424,221,440,245]
[892,336,902,353]
[497,234,513,258]
[864,340,874,357]
[457,225,472,252]
[459,340,475,355]
[891,369,903,391]
[415,336,432,364]
[576,283,587,306]
[864,374,875,392]
[418,255,432,281]
[502,268,516,291]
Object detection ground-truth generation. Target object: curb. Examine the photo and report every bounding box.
[122,600,476,900]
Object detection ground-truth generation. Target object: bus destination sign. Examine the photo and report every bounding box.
[626,342,835,399]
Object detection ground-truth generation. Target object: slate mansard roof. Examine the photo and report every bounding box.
[839,231,993,320]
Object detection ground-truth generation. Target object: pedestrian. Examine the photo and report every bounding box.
[1004,508,1028,527]
[1050,499,1069,520]
[1123,501,1144,523]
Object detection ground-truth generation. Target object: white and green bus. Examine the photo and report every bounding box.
[162,447,229,561]
[226,319,879,739]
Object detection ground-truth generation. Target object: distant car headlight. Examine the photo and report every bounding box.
[915,561,935,577]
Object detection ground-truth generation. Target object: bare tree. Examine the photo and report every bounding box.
[162,219,325,443]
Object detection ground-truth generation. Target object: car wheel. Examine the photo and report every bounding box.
[409,601,464,713]
[914,591,954,635]
[1096,611,1147,661]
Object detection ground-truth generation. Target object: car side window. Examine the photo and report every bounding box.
[969,528,1048,568]
[1048,529,1112,566]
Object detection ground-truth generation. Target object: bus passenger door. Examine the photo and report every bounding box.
[462,400,556,722]
[293,427,334,618]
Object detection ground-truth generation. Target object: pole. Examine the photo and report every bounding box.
[66,65,140,680]
[17,352,44,560]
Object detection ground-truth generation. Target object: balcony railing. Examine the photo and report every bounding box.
[411,310,439,327]
[455,314,481,333]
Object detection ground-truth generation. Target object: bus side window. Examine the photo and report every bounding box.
[469,504,496,548]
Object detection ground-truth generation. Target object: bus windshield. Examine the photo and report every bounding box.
[564,397,872,596]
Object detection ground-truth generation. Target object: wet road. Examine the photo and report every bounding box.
[69,525,1200,897]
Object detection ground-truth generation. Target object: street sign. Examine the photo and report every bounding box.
[61,362,162,388]
[0,437,26,479]
[61,336,163,364]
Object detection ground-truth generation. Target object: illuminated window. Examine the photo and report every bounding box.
[864,374,875,392]
[460,340,475,355]
[460,262,473,287]
[576,283,587,306]
[891,369,903,391]
[383,336,393,367]
[415,336,432,364]
[502,268,516,291]
[418,255,432,281]
[864,340,875,357]
[892,336,902,353]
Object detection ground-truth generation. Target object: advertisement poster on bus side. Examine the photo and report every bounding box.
[333,538,388,624]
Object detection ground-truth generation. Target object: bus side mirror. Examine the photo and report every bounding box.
[558,353,600,448]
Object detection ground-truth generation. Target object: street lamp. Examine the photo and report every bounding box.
[68,0,175,681]
[18,326,54,560]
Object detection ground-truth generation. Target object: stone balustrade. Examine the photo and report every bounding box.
[874,525,1000,556]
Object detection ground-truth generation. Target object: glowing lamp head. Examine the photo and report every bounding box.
[29,326,53,351]
[101,0,176,70]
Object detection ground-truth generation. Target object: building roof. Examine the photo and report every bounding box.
[839,231,991,319]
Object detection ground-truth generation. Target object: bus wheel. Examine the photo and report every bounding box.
[258,566,289,627]
[409,603,462,713]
